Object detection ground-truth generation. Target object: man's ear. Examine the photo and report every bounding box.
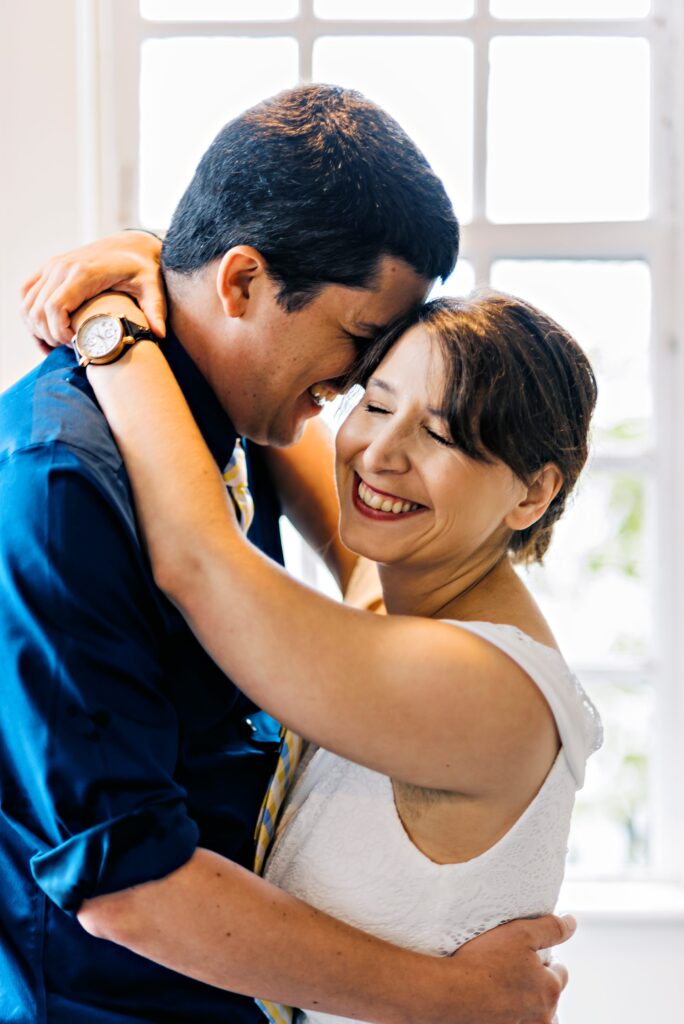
[505,464,564,533]
[216,247,267,318]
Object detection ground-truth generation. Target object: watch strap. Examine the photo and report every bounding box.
[120,317,157,342]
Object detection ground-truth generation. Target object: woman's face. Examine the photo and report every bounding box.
[335,326,528,570]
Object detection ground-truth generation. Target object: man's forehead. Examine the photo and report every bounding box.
[346,270,432,326]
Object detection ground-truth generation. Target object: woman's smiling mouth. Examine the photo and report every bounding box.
[352,473,427,520]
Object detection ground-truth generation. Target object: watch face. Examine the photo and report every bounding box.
[78,315,123,358]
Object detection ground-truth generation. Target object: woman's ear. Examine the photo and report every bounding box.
[216,246,267,318]
[505,464,564,533]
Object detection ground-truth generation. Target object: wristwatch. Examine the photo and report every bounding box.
[73,313,157,367]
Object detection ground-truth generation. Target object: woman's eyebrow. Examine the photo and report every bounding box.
[367,377,394,393]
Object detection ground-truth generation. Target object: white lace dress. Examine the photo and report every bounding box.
[264,621,603,1024]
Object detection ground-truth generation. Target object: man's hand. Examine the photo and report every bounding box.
[426,913,575,1024]
[20,230,166,347]
[76,846,574,1024]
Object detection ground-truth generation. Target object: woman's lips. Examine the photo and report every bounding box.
[351,473,427,522]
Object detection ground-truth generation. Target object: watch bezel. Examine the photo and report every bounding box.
[75,313,126,365]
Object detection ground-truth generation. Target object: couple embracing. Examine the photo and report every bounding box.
[3,84,600,1024]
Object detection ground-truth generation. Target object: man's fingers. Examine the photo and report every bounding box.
[526,913,577,951]
[547,960,568,992]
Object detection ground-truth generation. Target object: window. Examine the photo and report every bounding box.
[100,0,682,881]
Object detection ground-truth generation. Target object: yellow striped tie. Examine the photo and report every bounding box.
[222,439,255,533]
[254,728,303,1024]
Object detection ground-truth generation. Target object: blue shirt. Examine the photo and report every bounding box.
[0,336,283,1023]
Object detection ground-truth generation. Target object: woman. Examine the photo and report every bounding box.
[25,248,600,1022]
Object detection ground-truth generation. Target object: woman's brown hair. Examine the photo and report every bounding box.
[351,292,598,564]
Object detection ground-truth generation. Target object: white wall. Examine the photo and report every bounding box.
[562,922,684,1022]
[1,3,684,1020]
[0,0,82,389]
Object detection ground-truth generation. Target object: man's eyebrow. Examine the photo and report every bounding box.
[367,377,448,419]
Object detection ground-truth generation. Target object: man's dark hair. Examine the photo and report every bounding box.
[162,84,459,310]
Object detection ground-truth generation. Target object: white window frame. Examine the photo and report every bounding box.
[80,0,684,886]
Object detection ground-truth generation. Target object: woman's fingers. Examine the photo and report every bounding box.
[114,274,167,337]
[44,281,79,344]
[20,232,167,348]
[21,269,50,320]
[23,266,70,346]
[20,268,42,301]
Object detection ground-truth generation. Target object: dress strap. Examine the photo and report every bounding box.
[441,620,602,788]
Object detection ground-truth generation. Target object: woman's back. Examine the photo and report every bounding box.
[265,622,602,1024]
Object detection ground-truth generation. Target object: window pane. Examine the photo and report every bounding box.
[568,677,652,875]
[139,38,298,227]
[313,37,473,222]
[492,0,650,18]
[430,258,476,298]
[520,471,653,666]
[141,0,298,19]
[490,260,652,453]
[487,37,650,222]
[280,517,341,598]
[315,0,473,18]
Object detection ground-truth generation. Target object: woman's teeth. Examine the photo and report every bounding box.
[358,480,419,515]
[309,384,337,407]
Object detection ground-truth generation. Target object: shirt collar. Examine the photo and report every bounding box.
[163,330,237,470]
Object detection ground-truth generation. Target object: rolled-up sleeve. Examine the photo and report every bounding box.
[0,442,199,914]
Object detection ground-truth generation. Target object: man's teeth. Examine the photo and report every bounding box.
[358,480,419,515]
[309,384,337,407]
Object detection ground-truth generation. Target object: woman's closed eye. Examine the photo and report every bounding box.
[365,403,455,448]
[425,426,455,448]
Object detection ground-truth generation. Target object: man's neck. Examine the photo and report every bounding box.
[165,273,217,382]
[162,276,237,469]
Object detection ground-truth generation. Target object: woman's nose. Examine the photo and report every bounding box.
[361,423,411,476]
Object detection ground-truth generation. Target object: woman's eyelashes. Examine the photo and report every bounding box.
[363,403,455,448]
[425,426,455,448]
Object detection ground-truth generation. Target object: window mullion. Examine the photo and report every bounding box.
[299,0,315,82]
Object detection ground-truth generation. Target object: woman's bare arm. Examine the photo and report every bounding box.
[86,342,557,795]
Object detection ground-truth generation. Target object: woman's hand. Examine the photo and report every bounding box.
[21,231,166,347]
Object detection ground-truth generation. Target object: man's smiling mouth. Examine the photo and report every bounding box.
[308,383,338,408]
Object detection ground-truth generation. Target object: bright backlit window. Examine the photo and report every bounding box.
[103,0,679,882]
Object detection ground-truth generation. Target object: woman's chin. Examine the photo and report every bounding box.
[339,519,403,566]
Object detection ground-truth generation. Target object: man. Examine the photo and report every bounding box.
[6,84,573,1023]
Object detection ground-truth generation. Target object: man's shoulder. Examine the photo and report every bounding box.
[0,348,122,475]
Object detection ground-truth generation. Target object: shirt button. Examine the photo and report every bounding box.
[241,716,258,740]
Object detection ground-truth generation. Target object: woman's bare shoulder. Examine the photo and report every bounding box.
[454,568,560,653]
